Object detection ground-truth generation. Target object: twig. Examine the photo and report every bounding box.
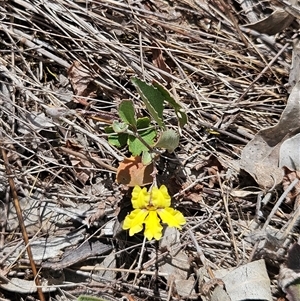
[248,178,299,262]
[59,146,117,172]
[219,173,240,265]
[59,116,123,161]
[196,120,249,144]
[188,229,209,269]
[0,24,70,68]
[0,146,46,301]
[133,236,147,285]
[262,178,299,231]
[236,42,290,104]
[75,265,168,276]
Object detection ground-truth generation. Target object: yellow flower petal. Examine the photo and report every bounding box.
[158,207,186,229]
[151,185,171,208]
[124,185,185,240]
[123,208,148,236]
[131,186,150,209]
[144,211,163,240]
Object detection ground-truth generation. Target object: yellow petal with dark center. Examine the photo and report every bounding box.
[158,207,186,229]
[123,208,148,236]
[144,211,163,240]
[151,185,171,208]
[131,186,150,209]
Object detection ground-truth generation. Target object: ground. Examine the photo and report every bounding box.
[0,0,299,300]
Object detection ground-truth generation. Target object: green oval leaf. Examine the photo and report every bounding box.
[119,100,137,127]
[152,81,188,128]
[104,125,128,148]
[112,120,128,133]
[131,77,165,129]
[142,150,156,165]
[155,129,179,153]
[128,117,157,156]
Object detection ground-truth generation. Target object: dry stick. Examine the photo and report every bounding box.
[262,178,299,232]
[188,229,208,270]
[248,178,299,262]
[236,42,290,104]
[59,116,123,161]
[133,236,147,285]
[218,173,240,265]
[73,265,168,277]
[221,42,290,131]
[218,0,249,48]
[196,120,249,144]
[277,203,300,241]
[188,229,216,291]
[59,146,117,172]
[139,32,146,82]
[166,276,174,301]
[0,200,6,249]
[187,229,215,295]
[1,147,46,301]
[0,24,70,68]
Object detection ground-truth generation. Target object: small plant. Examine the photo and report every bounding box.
[105,77,188,161]
[105,100,157,157]
[105,77,188,240]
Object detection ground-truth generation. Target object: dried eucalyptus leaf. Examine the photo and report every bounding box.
[280,133,300,171]
[215,259,272,301]
[244,8,294,35]
[240,81,300,188]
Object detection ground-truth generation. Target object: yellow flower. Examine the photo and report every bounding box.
[123,185,186,240]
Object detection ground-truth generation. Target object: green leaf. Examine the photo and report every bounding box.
[112,120,128,133]
[104,125,128,148]
[155,129,180,153]
[119,100,137,127]
[128,117,157,156]
[131,77,165,129]
[136,116,152,130]
[142,150,155,165]
[153,81,188,128]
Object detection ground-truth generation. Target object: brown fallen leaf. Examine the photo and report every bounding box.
[152,42,172,83]
[194,155,224,188]
[205,165,220,188]
[116,156,154,187]
[240,81,300,189]
[65,139,93,184]
[182,183,204,203]
[68,61,98,106]
[244,8,294,35]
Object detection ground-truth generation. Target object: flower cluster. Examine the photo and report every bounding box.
[123,185,186,240]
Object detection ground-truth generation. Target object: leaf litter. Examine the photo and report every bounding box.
[0,0,299,300]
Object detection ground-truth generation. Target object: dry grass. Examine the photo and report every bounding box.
[0,0,295,300]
